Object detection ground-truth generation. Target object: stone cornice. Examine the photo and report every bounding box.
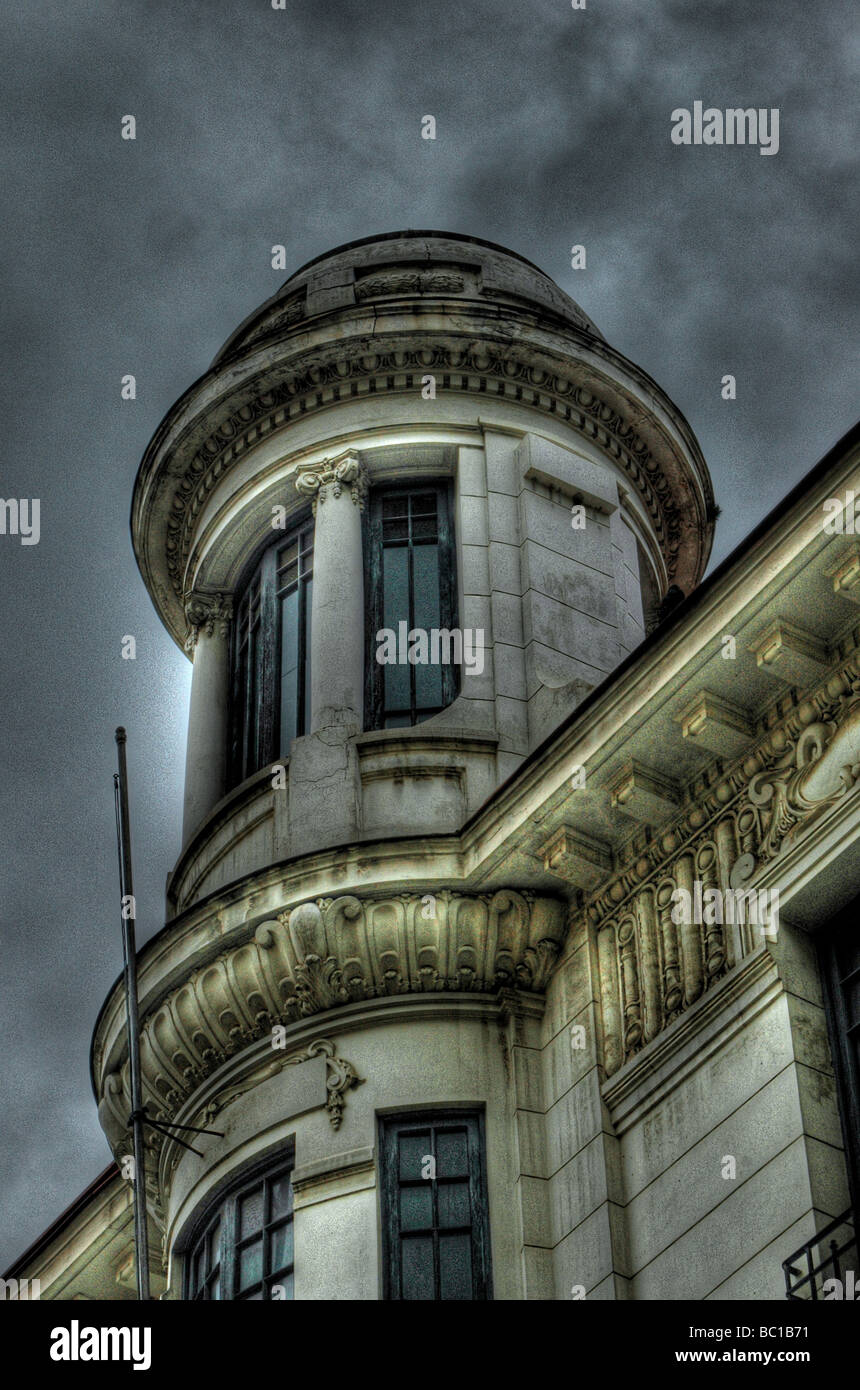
[94,890,566,1155]
[584,647,860,932]
[132,313,714,647]
[581,648,860,1078]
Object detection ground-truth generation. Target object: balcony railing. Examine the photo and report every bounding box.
[783,1209,856,1299]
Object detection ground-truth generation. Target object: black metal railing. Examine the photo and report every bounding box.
[783,1209,856,1299]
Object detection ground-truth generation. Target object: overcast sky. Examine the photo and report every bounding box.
[0,0,856,1271]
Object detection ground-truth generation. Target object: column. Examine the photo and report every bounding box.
[182,592,232,845]
[295,451,368,733]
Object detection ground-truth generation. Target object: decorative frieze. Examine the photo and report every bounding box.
[96,889,565,1140]
[586,655,860,1076]
[159,336,710,609]
[354,271,465,300]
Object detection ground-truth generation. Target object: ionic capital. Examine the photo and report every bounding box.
[294,451,369,514]
[183,591,233,653]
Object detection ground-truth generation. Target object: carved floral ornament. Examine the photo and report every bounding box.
[96,890,565,1150]
[156,335,711,611]
[586,658,860,1078]
[199,1038,362,1132]
[353,271,466,300]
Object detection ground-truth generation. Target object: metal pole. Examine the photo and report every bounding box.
[114,727,151,1301]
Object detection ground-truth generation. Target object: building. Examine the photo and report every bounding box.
[6,231,858,1301]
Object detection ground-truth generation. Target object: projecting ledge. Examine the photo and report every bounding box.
[291,1146,376,1210]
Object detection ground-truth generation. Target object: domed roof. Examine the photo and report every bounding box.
[213,230,602,365]
[133,228,715,650]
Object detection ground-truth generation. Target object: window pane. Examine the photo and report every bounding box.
[192,1243,204,1293]
[399,1131,431,1181]
[246,628,258,771]
[270,1174,293,1218]
[413,549,443,710]
[302,577,312,735]
[411,514,437,540]
[269,1272,294,1300]
[277,540,298,575]
[401,1235,435,1300]
[269,1220,293,1272]
[436,1128,469,1177]
[239,1189,264,1240]
[208,1217,221,1266]
[437,1181,470,1229]
[410,493,437,517]
[412,544,441,632]
[382,546,410,714]
[209,1272,221,1301]
[280,588,299,748]
[439,1232,472,1300]
[382,496,408,519]
[239,1239,263,1291]
[299,534,313,578]
[399,1185,433,1231]
[382,545,409,626]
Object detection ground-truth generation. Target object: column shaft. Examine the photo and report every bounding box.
[296,453,367,733]
[182,596,231,844]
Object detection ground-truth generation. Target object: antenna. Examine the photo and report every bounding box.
[113,728,224,1301]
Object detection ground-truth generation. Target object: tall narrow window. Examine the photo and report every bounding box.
[185,1158,294,1301]
[366,483,458,730]
[379,1111,492,1300]
[276,525,314,751]
[230,518,313,783]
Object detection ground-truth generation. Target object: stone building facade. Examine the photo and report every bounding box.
[7,232,858,1300]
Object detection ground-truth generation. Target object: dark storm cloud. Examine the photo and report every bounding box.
[0,0,856,1268]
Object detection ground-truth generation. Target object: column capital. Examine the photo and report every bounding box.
[294,451,369,514]
[183,591,233,654]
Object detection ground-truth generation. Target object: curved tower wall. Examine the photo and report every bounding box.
[130,233,713,912]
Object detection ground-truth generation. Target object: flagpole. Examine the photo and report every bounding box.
[114,727,151,1301]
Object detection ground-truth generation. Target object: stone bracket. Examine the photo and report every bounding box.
[748,618,829,687]
[673,689,753,757]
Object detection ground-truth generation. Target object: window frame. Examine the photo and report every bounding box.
[818,898,860,1215]
[378,1108,492,1300]
[183,1152,295,1301]
[229,513,314,785]
[364,480,459,731]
